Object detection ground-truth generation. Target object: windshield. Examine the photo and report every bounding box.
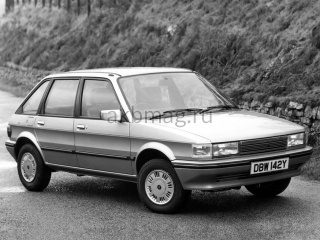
[118,72,235,119]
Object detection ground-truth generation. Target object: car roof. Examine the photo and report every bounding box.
[47,67,192,79]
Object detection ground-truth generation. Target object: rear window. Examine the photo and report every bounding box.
[22,81,49,115]
[44,80,79,116]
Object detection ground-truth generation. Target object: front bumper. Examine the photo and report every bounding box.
[172,146,313,190]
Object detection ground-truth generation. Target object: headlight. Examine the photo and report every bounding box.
[287,133,305,148]
[213,142,239,157]
[192,144,212,158]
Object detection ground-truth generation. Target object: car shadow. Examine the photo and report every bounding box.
[40,174,309,217]
[45,174,140,200]
[182,189,307,218]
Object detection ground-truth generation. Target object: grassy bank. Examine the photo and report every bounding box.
[1,1,320,105]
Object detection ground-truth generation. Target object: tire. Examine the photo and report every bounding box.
[17,144,51,191]
[137,159,190,214]
[245,178,291,197]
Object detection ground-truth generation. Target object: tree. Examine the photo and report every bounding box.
[58,0,61,8]
[42,0,45,7]
[100,0,102,9]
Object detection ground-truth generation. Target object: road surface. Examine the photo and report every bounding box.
[0,90,319,240]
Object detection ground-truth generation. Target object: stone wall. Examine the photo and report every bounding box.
[237,100,320,147]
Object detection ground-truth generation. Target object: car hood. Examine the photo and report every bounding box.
[149,110,304,143]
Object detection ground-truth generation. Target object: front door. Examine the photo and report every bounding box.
[74,79,131,174]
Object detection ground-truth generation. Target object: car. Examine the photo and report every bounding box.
[5,67,313,213]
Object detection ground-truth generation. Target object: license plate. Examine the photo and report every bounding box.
[250,158,289,175]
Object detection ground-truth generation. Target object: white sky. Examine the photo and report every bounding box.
[0,1,5,17]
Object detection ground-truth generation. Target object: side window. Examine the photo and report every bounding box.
[44,80,79,116]
[81,80,120,119]
[22,81,49,115]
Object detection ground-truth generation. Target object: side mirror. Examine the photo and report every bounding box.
[101,109,121,122]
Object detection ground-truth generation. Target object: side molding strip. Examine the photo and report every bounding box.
[41,147,132,160]
[46,163,137,182]
[77,151,132,160]
[41,146,73,153]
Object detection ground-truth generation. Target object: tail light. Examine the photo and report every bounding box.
[7,125,12,138]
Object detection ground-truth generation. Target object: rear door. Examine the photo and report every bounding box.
[35,79,80,167]
[74,78,131,174]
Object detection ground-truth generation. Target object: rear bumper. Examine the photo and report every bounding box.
[173,146,313,190]
[5,140,16,160]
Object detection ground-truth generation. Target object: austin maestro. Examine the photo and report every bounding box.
[5,68,313,213]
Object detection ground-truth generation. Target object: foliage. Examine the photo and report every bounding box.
[1,0,320,105]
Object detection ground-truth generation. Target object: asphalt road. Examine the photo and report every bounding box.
[0,90,320,240]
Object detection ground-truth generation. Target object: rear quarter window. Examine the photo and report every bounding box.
[22,81,50,115]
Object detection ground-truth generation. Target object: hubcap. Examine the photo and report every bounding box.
[20,153,37,183]
[145,170,174,205]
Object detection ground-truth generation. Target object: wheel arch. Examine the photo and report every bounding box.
[135,142,175,174]
[14,132,44,161]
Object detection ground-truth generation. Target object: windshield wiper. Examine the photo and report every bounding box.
[163,108,203,114]
[200,105,238,114]
[149,108,202,120]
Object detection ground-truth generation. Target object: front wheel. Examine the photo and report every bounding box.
[137,159,190,214]
[17,144,51,191]
[245,178,291,197]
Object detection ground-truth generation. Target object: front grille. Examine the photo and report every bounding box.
[240,136,287,155]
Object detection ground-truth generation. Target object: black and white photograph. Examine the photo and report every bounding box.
[0,0,319,239]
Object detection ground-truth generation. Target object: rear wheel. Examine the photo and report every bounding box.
[245,178,291,197]
[17,144,51,191]
[138,159,190,214]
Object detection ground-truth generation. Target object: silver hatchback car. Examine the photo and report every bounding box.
[5,67,313,213]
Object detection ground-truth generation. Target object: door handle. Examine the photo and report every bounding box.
[77,124,86,130]
[37,121,45,126]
